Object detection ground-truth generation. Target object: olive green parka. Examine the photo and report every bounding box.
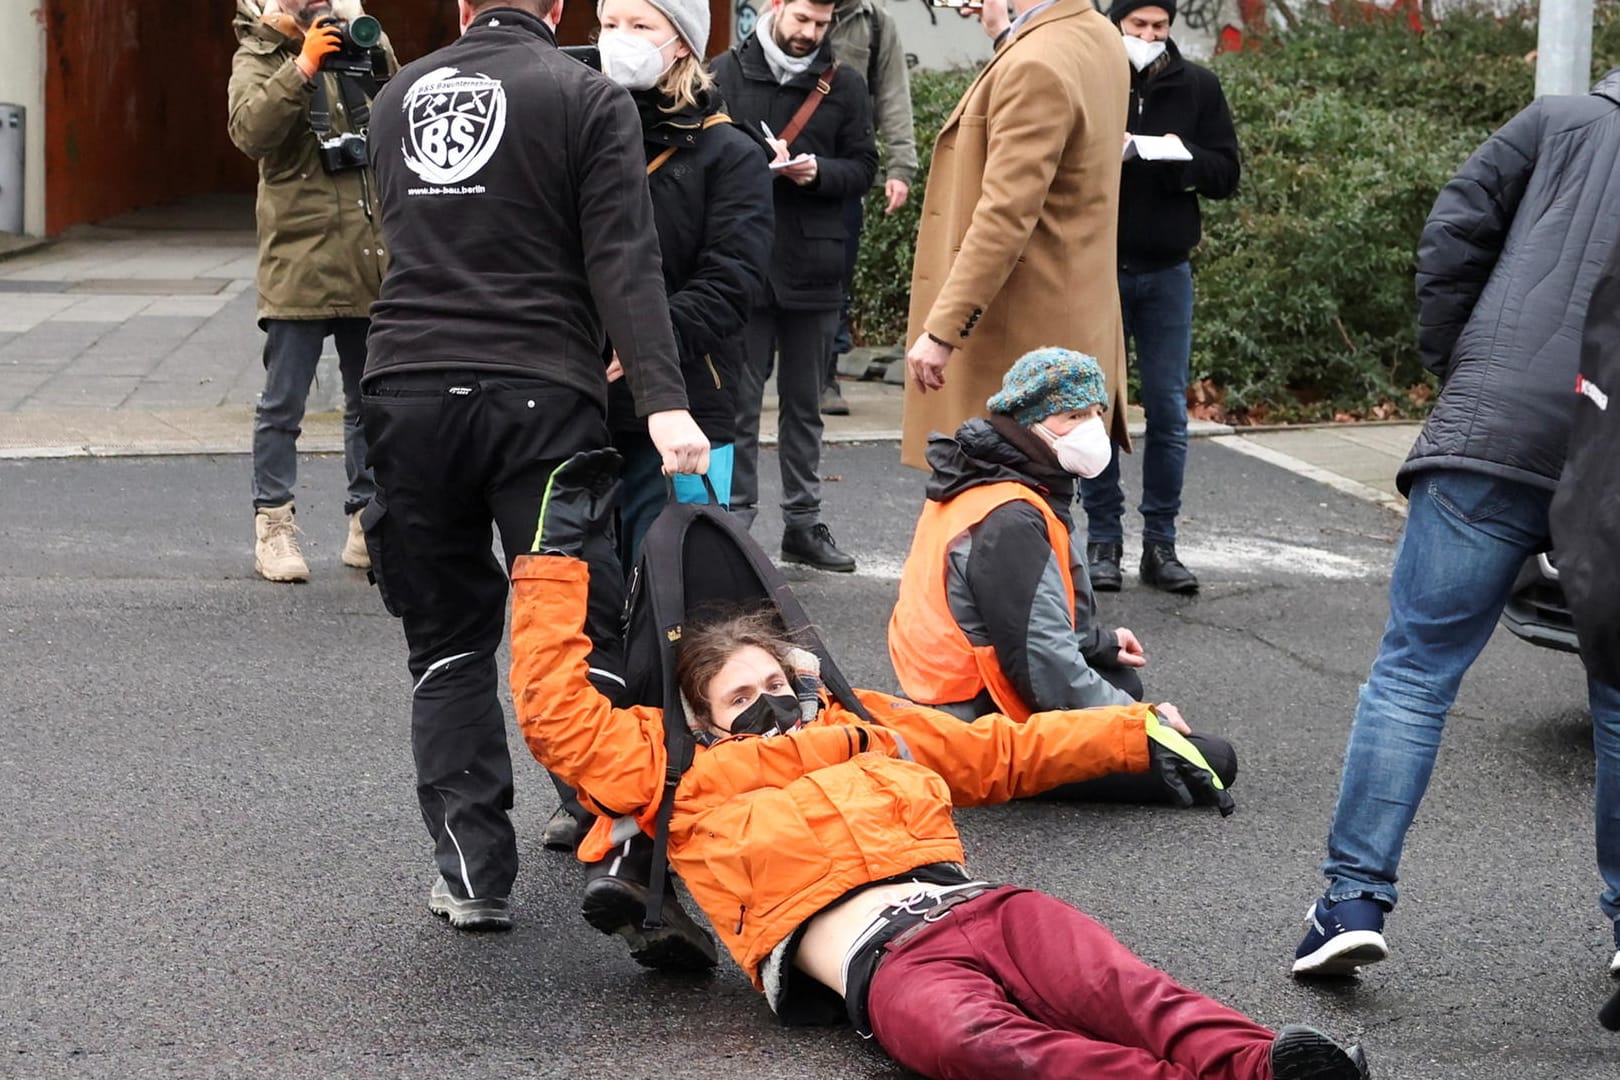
[227,1,397,323]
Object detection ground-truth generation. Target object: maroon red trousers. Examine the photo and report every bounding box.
[866,888,1278,1080]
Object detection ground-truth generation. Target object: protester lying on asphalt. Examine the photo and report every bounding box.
[501,449,1370,1080]
[890,347,1237,805]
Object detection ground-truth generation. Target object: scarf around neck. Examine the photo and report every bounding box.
[756,9,817,85]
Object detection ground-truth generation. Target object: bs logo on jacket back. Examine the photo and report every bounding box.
[401,66,507,187]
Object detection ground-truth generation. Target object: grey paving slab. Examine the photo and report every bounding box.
[0,368,53,407]
[48,295,154,323]
[20,375,142,409]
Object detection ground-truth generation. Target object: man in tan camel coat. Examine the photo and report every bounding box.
[900,0,1130,470]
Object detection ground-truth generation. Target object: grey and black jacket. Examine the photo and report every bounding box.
[921,418,1134,716]
[1402,67,1620,494]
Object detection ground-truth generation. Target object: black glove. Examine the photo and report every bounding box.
[1146,713,1236,817]
[529,448,623,559]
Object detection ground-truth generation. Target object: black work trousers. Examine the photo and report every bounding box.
[361,371,624,902]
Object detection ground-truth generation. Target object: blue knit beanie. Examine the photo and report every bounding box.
[986,347,1109,426]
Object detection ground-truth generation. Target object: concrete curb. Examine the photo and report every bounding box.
[1213,434,1408,517]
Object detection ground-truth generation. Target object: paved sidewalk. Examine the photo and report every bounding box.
[0,195,1418,514]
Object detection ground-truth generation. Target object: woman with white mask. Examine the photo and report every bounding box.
[593,0,776,569]
[549,0,777,974]
[889,347,1239,806]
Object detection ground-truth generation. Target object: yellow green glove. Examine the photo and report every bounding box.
[1146,711,1236,817]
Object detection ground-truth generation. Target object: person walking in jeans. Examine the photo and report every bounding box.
[711,0,878,572]
[1080,0,1238,595]
[1292,67,1620,983]
[227,0,398,582]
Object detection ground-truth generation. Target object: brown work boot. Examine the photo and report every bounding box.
[341,511,371,569]
[254,504,309,583]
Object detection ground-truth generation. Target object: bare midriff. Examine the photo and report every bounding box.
[794,881,960,997]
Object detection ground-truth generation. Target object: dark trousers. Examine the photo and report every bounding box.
[253,317,375,515]
[868,888,1276,1080]
[360,372,624,901]
[1081,262,1195,546]
[825,193,865,386]
[733,305,839,529]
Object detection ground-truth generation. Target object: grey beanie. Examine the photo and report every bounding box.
[598,0,710,57]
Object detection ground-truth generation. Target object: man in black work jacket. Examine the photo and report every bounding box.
[1081,0,1238,596]
[363,0,708,932]
[712,0,878,572]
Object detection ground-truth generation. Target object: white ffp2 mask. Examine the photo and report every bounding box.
[1037,415,1114,478]
[599,31,677,91]
[1121,34,1167,72]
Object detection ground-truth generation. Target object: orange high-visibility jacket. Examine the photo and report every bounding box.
[889,481,1074,721]
[508,554,1153,989]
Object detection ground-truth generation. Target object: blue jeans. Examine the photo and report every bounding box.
[252,317,374,515]
[1080,262,1193,546]
[615,431,733,572]
[1322,470,1620,941]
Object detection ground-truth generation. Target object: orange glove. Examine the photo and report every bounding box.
[294,20,343,80]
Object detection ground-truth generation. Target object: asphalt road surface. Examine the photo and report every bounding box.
[2,442,1612,1079]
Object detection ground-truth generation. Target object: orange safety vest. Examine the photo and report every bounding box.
[888,482,1076,722]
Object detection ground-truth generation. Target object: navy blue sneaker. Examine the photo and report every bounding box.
[1292,896,1389,976]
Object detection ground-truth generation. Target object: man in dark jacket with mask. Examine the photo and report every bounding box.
[712,0,879,572]
[1081,0,1239,596]
[362,0,707,932]
[1292,68,1620,986]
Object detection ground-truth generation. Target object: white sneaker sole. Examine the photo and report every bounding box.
[1292,929,1389,976]
[1609,949,1620,978]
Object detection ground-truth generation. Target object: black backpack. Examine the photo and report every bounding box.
[622,480,874,926]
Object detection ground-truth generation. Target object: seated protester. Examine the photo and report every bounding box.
[889,347,1235,799]
[505,450,1371,1080]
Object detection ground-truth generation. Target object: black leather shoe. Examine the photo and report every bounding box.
[541,803,589,852]
[1140,541,1199,594]
[1086,542,1123,592]
[782,523,856,573]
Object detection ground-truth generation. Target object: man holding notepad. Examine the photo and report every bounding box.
[712,0,878,572]
[1080,0,1240,596]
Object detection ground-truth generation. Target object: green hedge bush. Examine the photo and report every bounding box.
[851,2,1620,421]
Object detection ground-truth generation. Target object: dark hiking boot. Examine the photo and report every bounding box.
[1086,542,1123,592]
[541,804,590,853]
[581,870,719,974]
[782,523,856,573]
[1269,1025,1371,1079]
[1140,540,1199,594]
[428,876,512,932]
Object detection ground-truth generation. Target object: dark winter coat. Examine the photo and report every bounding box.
[913,418,1132,715]
[1550,241,1620,689]
[364,8,687,419]
[607,89,775,443]
[710,34,879,312]
[1118,40,1240,272]
[1402,68,1620,494]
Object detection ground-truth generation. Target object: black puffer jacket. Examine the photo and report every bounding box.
[710,34,878,311]
[1118,40,1240,273]
[1402,68,1620,494]
[1550,241,1620,689]
[917,418,1131,713]
[607,88,775,442]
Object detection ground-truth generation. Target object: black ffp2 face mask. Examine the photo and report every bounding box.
[726,691,801,738]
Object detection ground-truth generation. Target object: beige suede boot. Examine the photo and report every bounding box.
[254,504,309,583]
[341,511,371,569]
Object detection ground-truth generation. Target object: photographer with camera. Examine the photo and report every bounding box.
[228,1,397,583]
